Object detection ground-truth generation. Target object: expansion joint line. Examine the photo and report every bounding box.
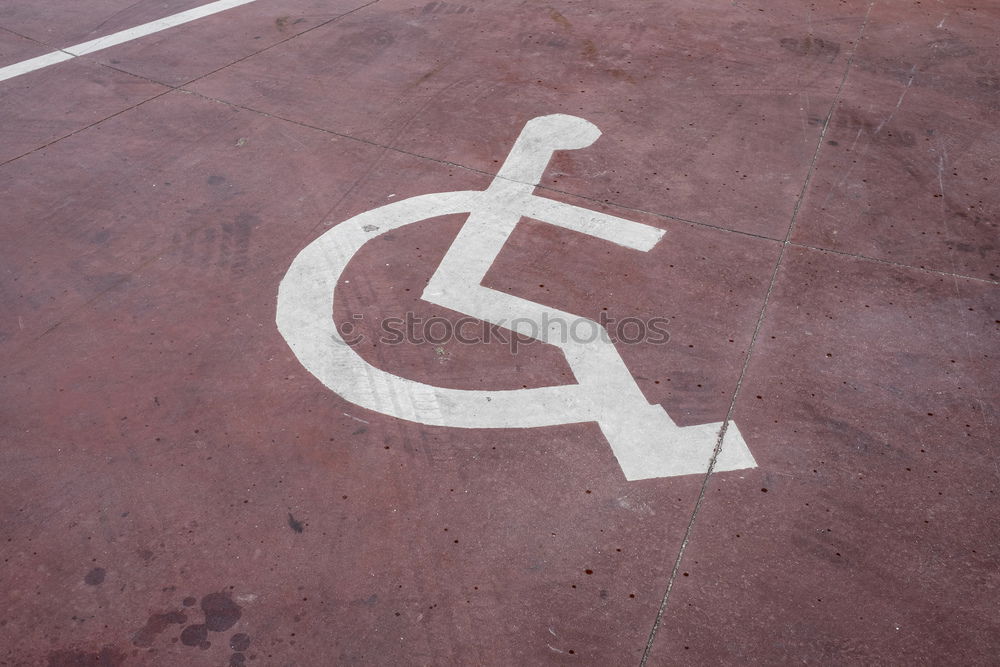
[638,3,878,664]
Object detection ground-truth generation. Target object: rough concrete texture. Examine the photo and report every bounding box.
[1,0,997,664]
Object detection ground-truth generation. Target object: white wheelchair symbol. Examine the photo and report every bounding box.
[276,114,755,480]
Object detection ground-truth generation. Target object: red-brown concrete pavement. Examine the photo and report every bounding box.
[1,0,997,665]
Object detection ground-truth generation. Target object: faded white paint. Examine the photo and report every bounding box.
[276,114,756,480]
[0,0,260,82]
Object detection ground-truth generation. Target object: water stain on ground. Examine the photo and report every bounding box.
[83,567,105,586]
[201,592,243,632]
[180,623,209,648]
[131,591,250,661]
[229,632,252,665]
[132,611,187,647]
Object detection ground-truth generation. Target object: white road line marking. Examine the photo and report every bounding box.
[0,0,259,83]
[0,51,75,81]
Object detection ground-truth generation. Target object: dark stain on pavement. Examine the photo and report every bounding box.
[288,512,305,533]
[175,212,260,274]
[780,35,841,62]
[132,610,187,647]
[134,591,246,654]
[223,212,260,274]
[229,632,252,665]
[548,8,572,31]
[46,645,125,666]
[803,403,902,461]
[180,623,209,648]
[83,567,105,586]
[202,592,242,631]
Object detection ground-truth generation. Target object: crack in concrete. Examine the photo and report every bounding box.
[638,2,881,664]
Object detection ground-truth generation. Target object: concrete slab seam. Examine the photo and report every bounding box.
[0,86,173,169]
[638,2,879,664]
[788,242,1000,286]
[0,24,77,60]
[178,92,996,287]
[0,0,381,170]
[168,0,381,90]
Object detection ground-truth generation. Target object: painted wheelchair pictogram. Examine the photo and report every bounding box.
[276,114,755,480]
